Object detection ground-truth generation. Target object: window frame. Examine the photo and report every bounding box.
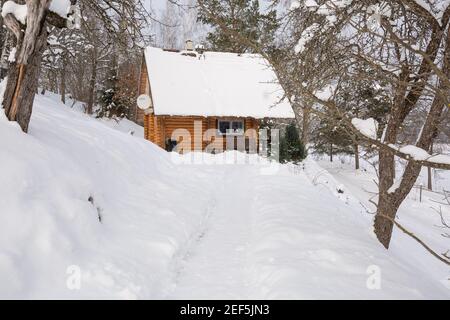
[217,119,245,136]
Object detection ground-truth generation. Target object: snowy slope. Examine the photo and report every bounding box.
[0,93,214,299]
[0,94,449,299]
[309,154,450,297]
[168,161,450,299]
[34,92,144,138]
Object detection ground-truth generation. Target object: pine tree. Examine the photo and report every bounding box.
[280,123,307,164]
[97,58,139,120]
[198,0,278,53]
[98,74,116,118]
[98,71,132,119]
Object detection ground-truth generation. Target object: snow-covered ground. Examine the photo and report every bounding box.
[0,93,449,299]
[310,153,450,296]
[38,92,144,138]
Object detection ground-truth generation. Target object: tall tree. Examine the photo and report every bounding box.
[198,0,278,53]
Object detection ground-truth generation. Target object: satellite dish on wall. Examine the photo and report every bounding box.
[137,94,152,110]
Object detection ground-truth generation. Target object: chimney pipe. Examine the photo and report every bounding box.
[185,40,194,51]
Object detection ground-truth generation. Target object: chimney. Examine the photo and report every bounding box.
[195,43,205,53]
[185,39,194,51]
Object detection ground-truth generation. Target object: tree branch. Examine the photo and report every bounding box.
[380,214,450,266]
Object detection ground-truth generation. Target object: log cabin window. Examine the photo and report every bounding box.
[218,120,244,136]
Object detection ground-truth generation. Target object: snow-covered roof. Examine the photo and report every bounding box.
[144,47,295,119]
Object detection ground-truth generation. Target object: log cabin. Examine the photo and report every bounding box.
[136,44,294,153]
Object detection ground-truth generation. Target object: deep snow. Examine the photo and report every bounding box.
[0,93,449,299]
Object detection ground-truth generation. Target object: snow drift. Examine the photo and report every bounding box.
[0,93,214,299]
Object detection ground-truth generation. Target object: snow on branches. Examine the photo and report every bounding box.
[49,0,72,18]
[351,118,378,140]
[294,23,319,54]
[1,1,27,25]
[292,0,356,54]
[1,0,79,29]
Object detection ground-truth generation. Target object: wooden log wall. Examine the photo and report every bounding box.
[136,58,149,126]
[145,115,259,153]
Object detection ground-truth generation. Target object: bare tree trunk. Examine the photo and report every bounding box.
[374,192,399,248]
[3,38,47,132]
[50,70,57,92]
[374,61,411,248]
[2,0,52,132]
[374,146,398,248]
[302,106,310,145]
[60,52,67,104]
[375,49,449,248]
[330,143,333,162]
[427,167,433,190]
[354,143,360,170]
[87,49,97,115]
[427,143,433,190]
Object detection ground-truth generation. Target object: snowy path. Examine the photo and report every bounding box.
[165,161,450,300]
[168,165,256,299]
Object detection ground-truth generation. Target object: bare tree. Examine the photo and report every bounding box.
[198,0,450,263]
[1,0,152,131]
[159,1,182,49]
[288,0,450,255]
